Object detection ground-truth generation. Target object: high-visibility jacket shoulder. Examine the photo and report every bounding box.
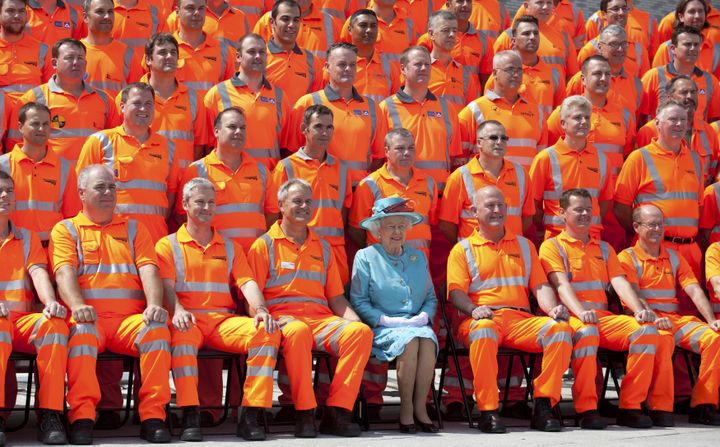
[447,229,545,309]
[174,31,235,96]
[652,28,720,79]
[440,156,533,238]
[529,139,611,238]
[269,150,351,246]
[0,33,52,101]
[156,224,253,312]
[177,150,272,252]
[484,58,565,116]
[417,24,493,78]
[494,22,576,78]
[111,0,164,52]
[166,5,250,46]
[641,64,720,122]
[700,182,720,243]
[615,139,703,239]
[565,68,642,116]
[467,0,509,41]
[327,51,400,104]
[0,145,80,241]
[0,222,47,316]
[49,212,158,318]
[246,221,344,316]
[428,58,481,110]
[538,230,621,310]
[578,37,649,78]
[26,0,85,45]
[254,7,341,60]
[515,0,585,47]
[82,39,143,96]
[350,164,437,254]
[618,243,697,314]
[265,40,323,107]
[10,77,120,162]
[203,74,287,170]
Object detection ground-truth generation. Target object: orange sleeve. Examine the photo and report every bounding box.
[154,237,176,282]
[374,101,391,160]
[61,168,82,218]
[529,150,550,202]
[538,238,567,275]
[546,107,563,147]
[623,112,637,157]
[635,122,655,148]
[267,162,287,213]
[639,70,657,117]
[606,246,624,278]
[565,40,579,76]
[651,44,670,69]
[192,96,208,146]
[584,19,600,43]
[446,241,470,295]
[437,169,463,224]
[348,179,373,229]
[614,150,643,206]
[565,71,583,97]
[231,241,254,288]
[598,153,614,201]
[41,44,52,82]
[389,61,402,94]
[283,95,309,151]
[492,30,511,54]
[616,249,639,285]
[479,38,494,77]
[49,220,78,273]
[76,133,105,173]
[527,242,550,290]
[252,12,272,41]
[521,166,535,216]
[246,236,270,291]
[676,250,699,289]
[126,47,144,83]
[538,117,549,149]
[706,242,720,287]
[448,112,463,157]
[638,46,650,77]
[223,46,237,81]
[553,73,567,108]
[310,56,324,93]
[457,101,478,149]
[133,220,159,268]
[700,183,720,230]
[324,247,345,298]
[166,139,181,194]
[202,87,218,146]
[105,93,122,128]
[25,230,47,270]
[465,73,481,105]
[370,101,388,157]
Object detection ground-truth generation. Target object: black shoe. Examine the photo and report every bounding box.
[180,406,203,442]
[478,411,506,433]
[38,410,67,445]
[530,398,562,432]
[236,407,266,441]
[500,401,532,419]
[443,401,470,421]
[274,405,296,423]
[139,418,171,443]
[414,419,439,433]
[616,409,653,428]
[689,404,720,426]
[598,399,619,418]
[94,410,122,430]
[575,410,607,430]
[69,419,94,445]
[649,410,674,427]
[294,409,317,438]
[366,404,382,422]
[399,422,417,434]
[319,406,361,437]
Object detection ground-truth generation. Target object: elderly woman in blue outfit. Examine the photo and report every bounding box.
[350,197,439,434]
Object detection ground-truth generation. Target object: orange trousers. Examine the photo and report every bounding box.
[0,314,68,411]
[569,312,664,412]
[660,314,720,408]
[458,309,572,411]
[170,312,280,408]
[67,315,171,423]
[278,313,372,411]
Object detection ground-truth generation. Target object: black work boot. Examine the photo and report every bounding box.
[294,409,317,438]
[689,404,720,426]
[69,418,94,445]
[319,406,361,437]
[139,418,171,443]
[530,398,562,432]
[575,410,607,429]
[616,409,653,428]
[38,410,67,445]
[180,406,203,442]
[236,407,266,441]
[477,410,506,433]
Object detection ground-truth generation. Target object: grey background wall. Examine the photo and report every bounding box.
[500,0,678,22]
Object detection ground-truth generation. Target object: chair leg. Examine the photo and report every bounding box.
[682,351,698,388]
[7,359,34,432]
[119,358,135,427]
[501,355,514,412]
[430,382,443,429]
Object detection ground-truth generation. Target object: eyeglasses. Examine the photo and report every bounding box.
[496,67,523,76]
[607,6,628,13]
[478,135,509,142]
[601,40,629,49]
[638,222,664,230]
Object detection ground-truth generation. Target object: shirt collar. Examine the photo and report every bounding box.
[175,223,224,247]
[665,62,704,78]
[74,212,127,228]
[295,148,337,165]
[465,155,514,175]
[377,163,424,182]
[28,0,66,8]
[395,87,437,103]
[629,242,669,262]
[204,149,256,168]
[10,144,59,166]
[557,229,599,247]
[267,220,320,243]
[467,228,517,246]
[267,39,303,55]
[48,75,94,95]
[485,88,528,104]
[552,137,598,155]
[230,72,272,89]
[323,84,364,102]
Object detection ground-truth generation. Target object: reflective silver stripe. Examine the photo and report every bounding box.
[120,38,149,48]
[69,345,98,358]
[382,97,404,128]
[322,11,335,51]
[247,365,274,377]
[184,81,214,91]
[414,160,449,170]
[157,130,193,141]
[2,301,32,311]
[81,288,145,300]
[542,147,563,200]
[261,230,330,289]
[405,239,429,250]
[703,72,713,118]
[215,203,261,214]
[572,280,605,291]
[168,232,233,294]
[171,344,198,357]
[0,84,36,93]
[549,237,570,279]
[14,200,55,211]
[115,204,166,215]
[439,96,453,159]
[61,219,83,273]
[594,143,623,154]
[0,154,8,174]
[216,80,233,110]
[172,365,198,379]
[0,331,10,344]
[248,345,277,358]
[305,50,315,93]
[0,279,27,290]
[312,226,344,237]
[80,263,138,275]
[31,86,46,104]
[87,80,123,92]
[363,176,382,202]
[636,148,701,205]
[314,319,348,355]
[648,302,679,312]
[266,269,325,288]
[675,321,702,345]
[122,46,134,82]
[507,138,537,147]
[461,236,531,293]
[134,321,168,350]
[663,217,699,226]
[149,4,159,33]
[686,325,710,353]
[264,296,328,306]
[629,324,658,343]
[468,326,498,344]
[581,301,608,310]
[33,332,68,349]
[628,343,656,354]
[236,5,261,14]
[542,330,571,348]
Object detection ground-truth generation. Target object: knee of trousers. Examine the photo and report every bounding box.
[252,325,282,348]
[656,331,675,357]
[344,321,373,346]
[466,318,499,346]
[37,318,70,339]
[170,325,203,348]
[280,320,313,347]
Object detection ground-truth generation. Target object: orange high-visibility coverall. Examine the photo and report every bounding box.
[447,229,573,410]
[620,243,720,409]
[156,225,280,408]
[50,214,171,423]
[247,222,373,411]
[539,231,665,412]
[0,224,68,411]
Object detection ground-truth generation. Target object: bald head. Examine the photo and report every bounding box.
[473,186,507,230]
[632,204,665,245]
[632,205,663,226]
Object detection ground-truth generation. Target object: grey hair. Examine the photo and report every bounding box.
[428,10,456,30]
[182,177,215,202]
[77,164,113,190]
[384,128,414,147]
[560,95,592,121]
[493,50,521,68]
[277,178,312,204]
[366,215,413,239]
[599,24,626,40]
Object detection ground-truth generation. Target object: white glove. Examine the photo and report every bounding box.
[406,312,429,327]
[378,315,410,327]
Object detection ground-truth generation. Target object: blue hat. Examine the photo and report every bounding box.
[359,197,423,230]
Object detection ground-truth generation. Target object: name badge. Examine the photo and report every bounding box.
[281,262,296,270]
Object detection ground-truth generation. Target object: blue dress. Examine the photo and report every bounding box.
[350,244,438,362]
